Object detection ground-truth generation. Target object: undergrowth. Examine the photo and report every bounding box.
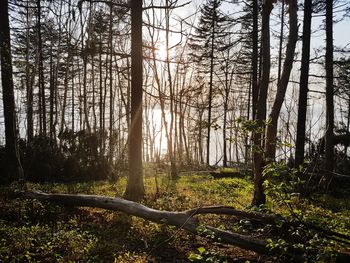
[0,170,349,262]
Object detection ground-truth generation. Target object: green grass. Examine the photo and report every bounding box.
[0,173,349,262]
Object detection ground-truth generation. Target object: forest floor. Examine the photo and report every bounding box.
[0,166,349,262]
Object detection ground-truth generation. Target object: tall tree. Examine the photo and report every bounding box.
[325,0,334,177]
[124,0,145,201]
[0,0,24,181]
[264,0,298,160]
[252,0,273,206]
[335,58,350,137]
[36,0,47,136]
[252,0,259,120]
[189,0,231,165]
[295,0,312,168]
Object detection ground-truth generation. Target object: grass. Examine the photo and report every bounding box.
[0,171,349,262]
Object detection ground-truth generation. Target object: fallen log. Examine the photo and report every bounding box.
[12,191,267,254]
[186,206,350,243]
[12,191,348,261]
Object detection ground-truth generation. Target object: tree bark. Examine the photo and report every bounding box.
[325,0,334,176]
[25,0,33,143]
[277,0,285,85]
[295,0,312,168]
[0,0,24,181]
[251,0,259,121]
[13,191,267,254]
[12,191,350,260]
[36,0,46,136]
[109,5,114,162]
[265,0,298,160]
[252,0,273,206]
[124,0,145,201]
[206,9,216,166]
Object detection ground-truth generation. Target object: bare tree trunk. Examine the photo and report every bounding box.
[25,0,33,143]
[165,0,177,178]
[13,191,267,254]
[252,0,273,206]
[325,0,334,176]
[109,5,114,162]
[277,0,285,85]
[99,33,104,151]
[80,5,91,133]
[92,52,97,133]
[0,0,24,181]
[265,0,298,160]
[36,0,46,136]
[60,0,72,137]
[71,62,75,132]
[124,0,145,201]
[49,47,54,143]
[251,0,259,121]
[295,0,312,168]
[206,11,216,165]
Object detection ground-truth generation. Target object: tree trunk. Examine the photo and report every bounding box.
[325,0,334,176]
[109,5,114,162]
[277,0,285,85]
[206,10,216,166]
[25,0,33,143]
[60,1,72,136]
[49,48,55,143]
[37,0,46,136]
[13,191,350,260]
[252,0,273,206]
[99,33,104,151]
[295,0,312,168]
[80,6,91,133]
[124,0,145,201]
[165,0,177,178]
[13,191,267,254]
[251,0,259,121]
[0,0,24,181]
[265,0,298,160]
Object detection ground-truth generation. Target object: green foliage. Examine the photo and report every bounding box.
[263,161,303,213]
[15,130,117,182]
[0,221,96,262]
[188,246,228,263]
[262,161,349,261]
[0,173,349,262]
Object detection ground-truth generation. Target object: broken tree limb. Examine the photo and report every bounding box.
[11,191,349,249]
[11,191,267,254]
[186,205,350,243]
[185,206,277,223]
[10,191,349,251]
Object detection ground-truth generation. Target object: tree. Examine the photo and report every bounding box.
[36,0,47,136]
[264,0,298,160]
[0,0,24,181]
[252,0,259,121]
[124,0,145,201]
[325,0,334,176]
[295,0,313,169]
[252,0,273,206]
[335,58,350,155]
[189,0,232,165]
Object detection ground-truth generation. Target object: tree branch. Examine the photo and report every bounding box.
[12,191,267,254]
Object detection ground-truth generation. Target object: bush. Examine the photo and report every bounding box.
[11,130,117,183]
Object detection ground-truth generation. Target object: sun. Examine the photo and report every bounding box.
[156,45,168,61]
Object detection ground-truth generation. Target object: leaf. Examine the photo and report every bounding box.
[197,246,206,254]
[188,253,202,261]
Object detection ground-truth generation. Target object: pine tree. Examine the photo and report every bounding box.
[189,0,232,165]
